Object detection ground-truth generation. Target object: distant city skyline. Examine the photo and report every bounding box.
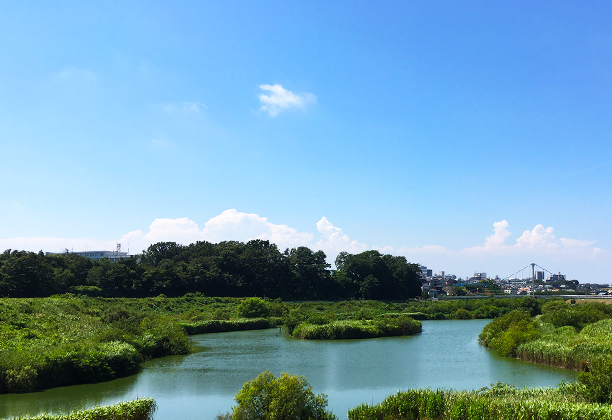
[1,2,610,283]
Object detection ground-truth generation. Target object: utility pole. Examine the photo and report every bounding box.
[531,263,536,297]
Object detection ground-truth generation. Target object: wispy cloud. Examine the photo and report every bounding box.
[51,67,98,84]
[150,138,175,149]
[258,84,316,116]
[163,101,206,114]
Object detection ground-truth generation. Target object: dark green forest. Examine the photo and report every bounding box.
[0,241,422,300]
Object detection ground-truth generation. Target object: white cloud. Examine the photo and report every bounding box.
[0,214,608,282]
[51,67,98,84]
[560,238,597,248]
[163,101,206,114]
[314,217,367,256]
[514,224,559,251]
[203,209,313,248]
[150,138,174,148]
[258,84,316,116]
[0,236,111,254]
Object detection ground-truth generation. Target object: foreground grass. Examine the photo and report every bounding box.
[348,384,612,420]
[8,398,156,420]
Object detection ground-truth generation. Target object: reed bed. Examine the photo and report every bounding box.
[516,319,612,370]
[8,398,156,420]
[347,387,612,420]
[179,318,274,334]
[292,317,421,340]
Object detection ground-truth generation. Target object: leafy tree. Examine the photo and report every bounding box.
[231,371,336,420]
[0,250,54,297]
[334,251,421,300]
[142,242,183,266]
[287,247,331,300]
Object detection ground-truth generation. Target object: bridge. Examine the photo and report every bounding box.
[501,263,577,297]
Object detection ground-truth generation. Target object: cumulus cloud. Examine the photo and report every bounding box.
[0,214,608,282]
[116,210,312,253]
[314,217,367,256]
[203,209,313,247]
[514,224,558,251]
[258,84,316,116]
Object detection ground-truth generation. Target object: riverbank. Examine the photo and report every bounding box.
[478,299,612,371]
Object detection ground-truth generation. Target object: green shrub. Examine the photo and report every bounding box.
[455,309,472,320]
[237,298,270,319]
[230,371,336,420]
[479,310,541,357]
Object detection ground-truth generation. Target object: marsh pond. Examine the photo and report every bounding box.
[0,320,577,420]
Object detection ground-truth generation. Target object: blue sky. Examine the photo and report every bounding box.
[1,1,611,282]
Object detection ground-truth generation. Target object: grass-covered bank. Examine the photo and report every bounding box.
[8,398,156,420]
[0,297,191,394]
[478,300,612,371]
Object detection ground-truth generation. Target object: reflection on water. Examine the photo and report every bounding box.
[0,320,577,420]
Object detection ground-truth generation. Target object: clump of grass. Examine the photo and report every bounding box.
[9,398,156,420]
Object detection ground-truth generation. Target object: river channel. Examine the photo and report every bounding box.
[0,320,577,419]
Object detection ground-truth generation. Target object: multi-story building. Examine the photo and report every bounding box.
[46,244,130,261]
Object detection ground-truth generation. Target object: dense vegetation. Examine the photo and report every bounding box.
[0,242,422,300]
[479,299,612,371]
[0,295,544,394]
[0,297,193,393]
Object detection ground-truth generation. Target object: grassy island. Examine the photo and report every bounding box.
[291,317,421,340]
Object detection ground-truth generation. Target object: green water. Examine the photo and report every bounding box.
[0,320,577,419]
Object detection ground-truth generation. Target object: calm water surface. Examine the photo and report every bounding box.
[0,320,577,419]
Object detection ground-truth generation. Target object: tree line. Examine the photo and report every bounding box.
[0,240,422,300]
